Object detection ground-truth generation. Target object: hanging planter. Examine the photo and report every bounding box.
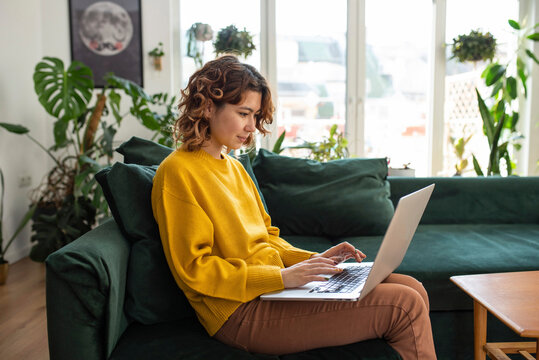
[450,30,497,63]
[148,42,165,71]
[186,23,213,68]
[214,25,256,59]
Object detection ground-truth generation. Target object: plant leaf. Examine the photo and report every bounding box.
[53,119,69,146]
[490,81,503,98]
[527,33,539,41]
[475,88,494,146]
[508,19,520,30]
[0,122,30,134]
[525,49,539,65]
[506,77,517,99]
[272,130,286,154]
[485,64,506,86]
[488,113,506,175]
[517,57,528,98]
[472,155,484,176]
[33,57,94,121]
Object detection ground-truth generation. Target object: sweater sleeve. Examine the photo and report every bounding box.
[153,187,284,302]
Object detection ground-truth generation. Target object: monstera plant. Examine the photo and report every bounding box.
[2,57,177,261]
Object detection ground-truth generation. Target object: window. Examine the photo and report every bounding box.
[364,0,431,176]
[275,0,347,156]
[176,0,536,175]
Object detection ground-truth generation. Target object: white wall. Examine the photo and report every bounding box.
[0,0,175,263]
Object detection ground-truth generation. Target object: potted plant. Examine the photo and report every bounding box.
[472,19,539,176]
[451,29,497,63]
[214,25,256,59]
[186,22,213,67]
[1,56,178,261]
[148,42,165,71]
[0,167,37,284]
[281,124,349,162]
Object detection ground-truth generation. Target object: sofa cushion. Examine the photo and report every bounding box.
[109,318,401,360]
[116,136,174,166]
[95,163,194,324]
[252,149,393,237]
[336,224,539,311]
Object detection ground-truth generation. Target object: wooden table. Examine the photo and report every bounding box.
[451,271,539,360]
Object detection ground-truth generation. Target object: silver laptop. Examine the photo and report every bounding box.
[261,184,434,301]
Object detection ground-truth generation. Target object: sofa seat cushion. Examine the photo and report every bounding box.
[337,224,539,311]
[109,318,401,360]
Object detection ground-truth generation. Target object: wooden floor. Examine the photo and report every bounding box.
[0,257,48,360]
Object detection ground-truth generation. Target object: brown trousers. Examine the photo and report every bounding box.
[214,274,436,360]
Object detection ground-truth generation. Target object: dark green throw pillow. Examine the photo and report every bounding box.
[252,149,394,237]
[116,136,173,165]
[95,163,194,323]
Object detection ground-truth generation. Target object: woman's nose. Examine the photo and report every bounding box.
[245,116,256,132]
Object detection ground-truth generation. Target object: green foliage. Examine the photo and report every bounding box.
[2,57,178,261]
[272,131,286,154]
[148,42,164,57]
[451,30,496,63]
[473,19,538,176]
[29,195,95,262]
[449,132,473,175]
[105,74,179,147]
[214,25,256,58]
[290,124,349,162]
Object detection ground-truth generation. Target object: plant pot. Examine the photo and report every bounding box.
[0,262,9,285]
[153,57,162,71]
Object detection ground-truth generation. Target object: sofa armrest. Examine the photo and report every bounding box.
[46,219,131,360]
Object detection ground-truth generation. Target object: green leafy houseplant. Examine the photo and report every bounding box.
[1,57,178,261]
[449,132,473,176]
[148,42,165,71]
[472,20,539,176]
[281,124,349,162]
[214,25,256,58]
[451,29,497,63]
[186,23,213,67]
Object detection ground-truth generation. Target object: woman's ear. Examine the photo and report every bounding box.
[204,100,214,119]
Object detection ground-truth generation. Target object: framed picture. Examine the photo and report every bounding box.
[68,0,143,87]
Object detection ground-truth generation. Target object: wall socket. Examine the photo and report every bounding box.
[18,175,32,188]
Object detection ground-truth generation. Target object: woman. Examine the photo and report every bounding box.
[151,55,436,359]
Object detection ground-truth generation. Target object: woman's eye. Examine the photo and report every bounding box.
[239,112,248,117]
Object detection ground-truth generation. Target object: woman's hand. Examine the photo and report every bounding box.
[281,257,343,288]
[311,242,366,264]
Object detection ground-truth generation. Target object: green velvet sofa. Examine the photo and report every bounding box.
[45,137,539,360]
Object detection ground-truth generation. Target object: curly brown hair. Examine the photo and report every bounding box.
[175,55,274,151]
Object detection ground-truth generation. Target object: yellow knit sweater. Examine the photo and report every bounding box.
[151,149,315,336]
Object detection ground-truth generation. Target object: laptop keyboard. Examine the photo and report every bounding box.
[309,266,372,294]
